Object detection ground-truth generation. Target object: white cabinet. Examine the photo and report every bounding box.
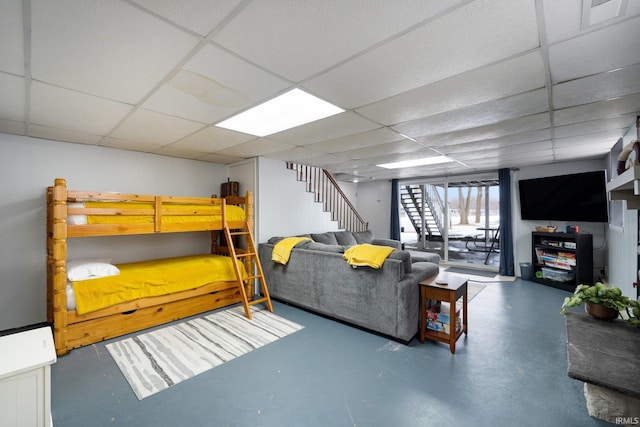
[0,327,56,427]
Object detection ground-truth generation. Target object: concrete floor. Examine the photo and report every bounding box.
[51,278,608,427]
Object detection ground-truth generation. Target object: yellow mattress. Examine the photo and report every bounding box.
[71,254,246,314]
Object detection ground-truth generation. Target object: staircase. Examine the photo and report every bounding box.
[400,184,445,240]
[286,162,368,231]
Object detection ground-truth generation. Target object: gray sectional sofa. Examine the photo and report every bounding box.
[258,230,440,342]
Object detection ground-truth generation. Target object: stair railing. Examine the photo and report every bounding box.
[424,184,445,237]
[286,162,368,231]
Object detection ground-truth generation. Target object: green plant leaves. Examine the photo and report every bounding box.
[560,282,639,327]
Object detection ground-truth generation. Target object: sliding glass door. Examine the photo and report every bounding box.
[399,172,500,269]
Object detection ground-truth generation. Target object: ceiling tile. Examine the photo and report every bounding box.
[152,145,207,160]
[267,112,381,146]
[0,73,25,121]
[553,129,625,148]
[541,0,583,45]
[130,0,244,36]
[3,0,638,180]
[169,126,256,152]
[214,0,466,82]
[552,64,640,109]
[419,113,551,147]
[100,136,166,153]
[553,93,640,126]
[357,50,546,126]
[143,44,290,124]
[306,128,403,154]
[549,16,640,84]
[0,118,26,136]
[554,145,611,159]
[30,81,133,135]
[0,0,24,76]
[265,146,328,162]
[438,131,552,154]
[553,114,637,139]
[218,138,296,157]
[29,125,102,145]
[450,140,553,160]
[109,108,204,145]
[333,140,425,161]
[468,149,555,166]
[196,152,245,164]
[393,89,549,138]
[31,0,199,104]
[305,0,540,108]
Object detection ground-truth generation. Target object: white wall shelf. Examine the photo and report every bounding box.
[607,165,640,209]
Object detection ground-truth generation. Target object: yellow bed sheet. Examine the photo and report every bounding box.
[77,201,245,224]
[71,254,246,315]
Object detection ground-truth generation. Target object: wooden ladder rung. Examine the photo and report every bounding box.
[236,252,256,258]
[224,221,272,318]
[249,297,269,306]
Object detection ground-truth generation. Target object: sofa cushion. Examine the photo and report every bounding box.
[268,236,286,245]
[352,230,374,244]
[410,261,440,280]
[388,250,411,273]
[311,232,339,245]
[334,231,358,247]
[410,252,441,264]
[300,241,345,253]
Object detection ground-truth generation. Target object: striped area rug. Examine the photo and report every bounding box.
[106,305,304,400]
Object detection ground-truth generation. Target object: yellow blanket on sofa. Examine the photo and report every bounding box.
[272,237,311,265]
[71,254,246,314]
[343,244,396,269]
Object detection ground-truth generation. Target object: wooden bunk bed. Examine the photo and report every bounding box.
[46,178,271,356]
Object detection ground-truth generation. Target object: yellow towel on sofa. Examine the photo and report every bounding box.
[272,237,311,265]
[343,244,395,269]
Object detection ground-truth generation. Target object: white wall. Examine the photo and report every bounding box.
[256,157,339,242]
[606,122,640,299]
[514,159,609,281]
[607,209,637,298]
[356,180,392,239]
[0,134,229,330]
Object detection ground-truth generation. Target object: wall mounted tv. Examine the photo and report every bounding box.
[518,170,609,223]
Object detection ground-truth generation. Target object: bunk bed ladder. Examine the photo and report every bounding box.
[224,221,273,319]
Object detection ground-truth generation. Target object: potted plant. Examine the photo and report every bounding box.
[560,282,640,326]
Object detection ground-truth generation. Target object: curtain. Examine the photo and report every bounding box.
[498,168,515,276]
[390,179,401,240]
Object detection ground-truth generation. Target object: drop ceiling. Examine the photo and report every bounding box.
[1,0,639,181]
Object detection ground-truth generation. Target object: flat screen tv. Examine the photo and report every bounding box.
[518,170,609,223]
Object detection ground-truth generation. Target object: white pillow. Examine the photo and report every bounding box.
[67,259,120,281]
[67,202,88,225]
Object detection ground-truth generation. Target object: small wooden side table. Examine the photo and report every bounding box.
[419,273,468,354]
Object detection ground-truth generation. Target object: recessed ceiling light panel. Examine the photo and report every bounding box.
[215,88,344,137]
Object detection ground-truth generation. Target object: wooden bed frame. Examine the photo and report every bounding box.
[46,178,257,356]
